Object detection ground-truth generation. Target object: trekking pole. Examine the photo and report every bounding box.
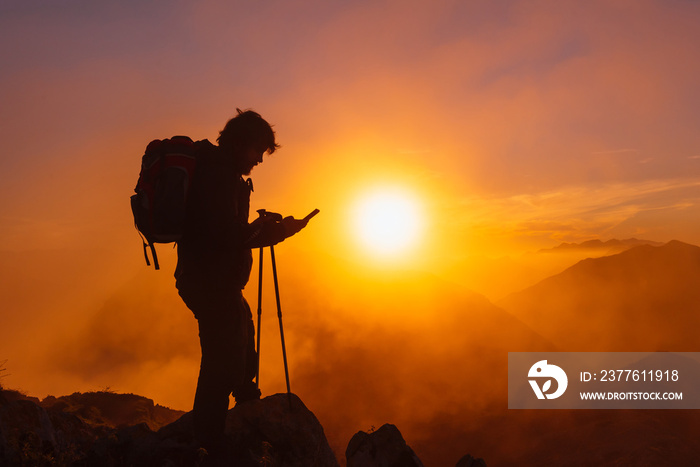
[256,247,263,389]
[270,244,293,410]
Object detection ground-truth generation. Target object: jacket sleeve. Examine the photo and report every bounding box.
[243,216,288,248]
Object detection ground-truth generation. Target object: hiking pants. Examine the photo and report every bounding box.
[179,287,257,450]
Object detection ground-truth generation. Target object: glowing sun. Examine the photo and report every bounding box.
[353,188,424,256]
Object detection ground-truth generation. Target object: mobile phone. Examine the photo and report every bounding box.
[303,209,320,222]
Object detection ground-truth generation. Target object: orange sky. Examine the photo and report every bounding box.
[1,0,700,462]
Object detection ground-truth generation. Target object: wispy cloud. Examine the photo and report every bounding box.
[590,149,639,156]
[458,178,700,249]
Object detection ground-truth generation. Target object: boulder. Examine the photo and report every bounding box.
[0,399,58,465]
[226,392,339,467]
[41,391,185,431]
[0,387,119,466]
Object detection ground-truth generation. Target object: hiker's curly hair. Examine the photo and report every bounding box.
[217,108,280,154]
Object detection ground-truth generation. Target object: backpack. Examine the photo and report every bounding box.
[130,136,197,270]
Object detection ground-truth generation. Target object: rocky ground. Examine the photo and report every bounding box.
[0,387,485,466]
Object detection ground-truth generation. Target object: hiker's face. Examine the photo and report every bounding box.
[240,146,265,175]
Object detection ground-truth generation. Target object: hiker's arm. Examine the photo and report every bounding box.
[243,216,308,248]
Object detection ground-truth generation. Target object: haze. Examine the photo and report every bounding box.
[2,1,699,465]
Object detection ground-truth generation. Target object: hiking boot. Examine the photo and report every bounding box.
[234,383,261,404]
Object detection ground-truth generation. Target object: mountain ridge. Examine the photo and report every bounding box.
[498,240,700,351]
[536,237,664,255]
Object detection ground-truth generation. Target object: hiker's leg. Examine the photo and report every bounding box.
[185,290,248,450]
[233,296,260,402]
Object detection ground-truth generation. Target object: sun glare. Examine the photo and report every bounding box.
[353,188,423,256]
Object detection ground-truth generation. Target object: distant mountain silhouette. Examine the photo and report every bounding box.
[499,240,700,351]
[449,238,664,301]
[536,237,664,255]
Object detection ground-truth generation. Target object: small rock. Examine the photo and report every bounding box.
[346,423,424,467]
[456,453,487,467]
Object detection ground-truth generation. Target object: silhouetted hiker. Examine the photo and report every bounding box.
[174,109,310,458]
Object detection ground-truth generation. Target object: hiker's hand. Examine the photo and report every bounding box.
[281,216,308,237]
[257,209,283,222]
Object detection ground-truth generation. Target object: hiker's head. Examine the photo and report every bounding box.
[218,109,280,174]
